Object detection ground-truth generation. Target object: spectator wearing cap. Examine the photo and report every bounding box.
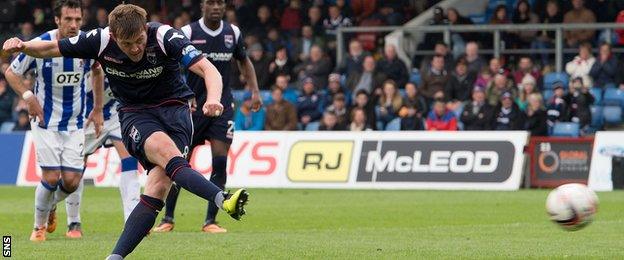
[377,44,408,88]
[516,74,539,111]
[565,42,595,88]
[337,39,369,78]
[420,54,450,100]
[349,107,372,131]
[426,100,458,131]
[512,56,541,90]
[295,45,332,89]
[376,80,404,128]
[445,57,476,104]
[319,111,347,131]
[399,82,427,130]
[269,45,295,82]
[350,90,378,130]
[493,91,526,130]
[346,55,387,99]
[249,43,272,90]
[525,93,549,136]
[12,109,30,132]
[546,81,569,130]
[0,78,15,126]
[564,77,594,134]
[589,42,617,88]
[297,77,323,127]
[486,73,517,106]
[322,73,351,109]
[461,86,495,130]
[234,92,266,131]
[265,87,298,131]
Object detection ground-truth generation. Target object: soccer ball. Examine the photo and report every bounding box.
[545,183,599,231]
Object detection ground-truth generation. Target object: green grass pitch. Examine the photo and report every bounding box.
[0,186,623,259]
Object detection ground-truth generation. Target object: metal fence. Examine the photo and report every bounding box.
[336,23,624,72]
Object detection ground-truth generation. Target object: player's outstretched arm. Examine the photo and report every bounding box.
[86,63,105,137]
[189,58,224,117]
[2,37,61,58]
[238,57,262,112]
[4,65,44,123]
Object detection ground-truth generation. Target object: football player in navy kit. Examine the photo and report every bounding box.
[153,0,262,234]
[2,4,249,259]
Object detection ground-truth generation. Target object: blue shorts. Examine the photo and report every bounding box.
[191,105,234,148]
[119,100,193,171]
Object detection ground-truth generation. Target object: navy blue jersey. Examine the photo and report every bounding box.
[58,22,203,108]
[181,19,246,111]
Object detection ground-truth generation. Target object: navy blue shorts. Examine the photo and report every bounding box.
[191,105,234,148]
[119,101,193,171]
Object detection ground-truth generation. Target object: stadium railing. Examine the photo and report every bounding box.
[335,23,624,73]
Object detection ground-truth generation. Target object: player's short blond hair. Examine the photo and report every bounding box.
[108,4,147,39]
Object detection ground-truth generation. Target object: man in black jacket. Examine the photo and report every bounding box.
[446,57,476,103]
[461,86,494,130]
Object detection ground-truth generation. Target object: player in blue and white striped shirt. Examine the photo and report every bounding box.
[4,0,104,242]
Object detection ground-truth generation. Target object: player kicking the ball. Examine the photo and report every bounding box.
[2,4,248,258]
[153,0,262,234]
[4,0,104,242]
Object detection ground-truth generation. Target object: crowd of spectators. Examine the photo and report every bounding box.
[1,0,624,137]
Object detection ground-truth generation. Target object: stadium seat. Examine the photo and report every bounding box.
[542,89,554,102]
[543,72,569,90]
[0,122,15,133]
[409,71,421,86]
[305,121,320,131]
[551,122,580,137]
[260,90,272,104]
[603,88,624,106]
[399,89,407,98]
[385,118,401,131]
[232,90,246,103]
[603,105,623,125]
[590,105,604,127]
[590,87,603,105]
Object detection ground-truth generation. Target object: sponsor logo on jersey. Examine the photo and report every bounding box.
[224,35,234,49]
[105,66,163,80]
[130,126,141,143]
[53,72,83,86]
[192,39,207,44]
[146,49,157,64]
[103,56,123,64]
[205,52,233,62]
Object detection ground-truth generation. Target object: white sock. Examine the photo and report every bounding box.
[119,170,140,222]
[34,182,55,228]
[65,178,83,224]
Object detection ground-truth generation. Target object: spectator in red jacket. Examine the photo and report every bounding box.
[280,0,302,36]
[426,100,458,131]
[512,56,541,89]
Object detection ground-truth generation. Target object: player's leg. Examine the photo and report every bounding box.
[203,139,229,233]
[108,166,170,259]
[152,182,179,232]
[30,125,64,241]
[64,176,83,238]
[54,130,85,237]
[113,139,141,222]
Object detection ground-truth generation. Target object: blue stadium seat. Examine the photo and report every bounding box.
[590,87,603,105]
[603,88,624,106]
[543,72,569,90]
[551,122,580,137]
[399,89,407,98]
[385,118,401,131]
[468,14,487,24]
[409,71,421,86]
[542,89,554,102]
[603,105,623,125]
[590,105,604,127]
[305,121,320,131]
[0,122,15,133]
[260,90,272,104]
[232,90,246,103]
